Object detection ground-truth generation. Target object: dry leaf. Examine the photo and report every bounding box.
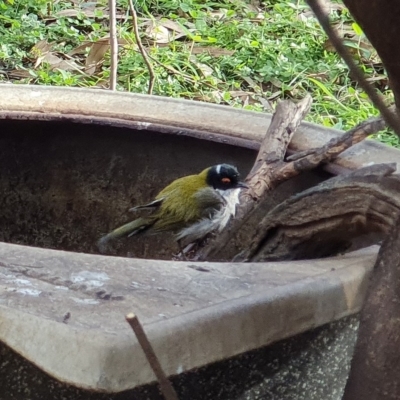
[269,77,284,89]
[209,10,228,20]
[242,76,262,94]
[191,46,235,57]
[8,69,32,79]
[40,52,80,71]
[189,55,214,77]
[68,42,93,56]
[267,91,281,101]
[85,38,111,75]
[145,21,170,43]
[307,72,330,82]
[30,40,54,68]
[69,38,128,57]
[158,18,185,34]
[144,19,188,44]
[56,8,125,19]
[229,90,253,97]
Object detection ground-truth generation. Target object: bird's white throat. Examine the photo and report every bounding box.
[176,188,241,243]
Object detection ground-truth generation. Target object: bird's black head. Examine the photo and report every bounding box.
[206,164,247,190]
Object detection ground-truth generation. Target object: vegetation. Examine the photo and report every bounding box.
[0,0,396,145]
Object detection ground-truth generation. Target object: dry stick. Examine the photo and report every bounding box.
[245,94,313,201]
[198,96,312,261]
[125,313,179,400]
[278,115,387,180]
[128,0,155,95]
[108,0,118,90]
[306,0,400,137]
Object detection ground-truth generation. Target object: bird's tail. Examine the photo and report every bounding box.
[97,217,154,253]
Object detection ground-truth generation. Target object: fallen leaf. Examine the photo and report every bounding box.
[228,90,253,97]
[68,42,93,56]
[8,69,32,79]
[158,18,185,34]
[189,55,214,77]
[40,52,81,71]
[30,40,54,68]
[242,76,262,94]
[191,46,235,57]
[69,37,128,57]
[145,21,170,44]
[85,37,113,75]
[144,19,188,44]
[55,8,125,19]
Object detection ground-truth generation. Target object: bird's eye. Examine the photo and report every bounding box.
[222,177,231,184]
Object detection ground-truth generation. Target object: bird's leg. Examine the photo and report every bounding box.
[177,239,188,261]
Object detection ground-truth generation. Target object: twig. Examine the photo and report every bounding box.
[245,94,313,201]
[108,0,118,90]
[279,115,387,179]
[128,0,155,95]
[125,313,179,400]
[197,99,389,261]
[197,96,312,261]
[306,0,400,137]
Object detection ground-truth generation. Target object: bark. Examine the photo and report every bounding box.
[342,211,400,399]
[235,164,400,262]
[198,114,387,262]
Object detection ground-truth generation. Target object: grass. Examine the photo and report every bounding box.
[0,0,397,146]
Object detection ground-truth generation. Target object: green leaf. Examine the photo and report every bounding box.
[352,22,363,36]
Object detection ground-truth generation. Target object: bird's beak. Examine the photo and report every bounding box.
[237,181,249,189]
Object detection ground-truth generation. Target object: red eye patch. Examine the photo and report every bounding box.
[222,177,231,183]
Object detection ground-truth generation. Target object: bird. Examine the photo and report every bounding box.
[97,164,247,253]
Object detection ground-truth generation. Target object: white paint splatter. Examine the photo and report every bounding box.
[30,91,42,98]
[12,278,32,286]
[70,271,109,289]
[15,288,42,296]
[71,297,99,305]
[55,285,69,291]
[176,365,184,374]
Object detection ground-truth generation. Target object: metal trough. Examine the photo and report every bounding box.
[0,85,397,399]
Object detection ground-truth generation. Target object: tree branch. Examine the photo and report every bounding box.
[306,0,400,136]
[197,96,312,261]
[280,115,387,180]
[128,0,155,95]
[108,0,118,90]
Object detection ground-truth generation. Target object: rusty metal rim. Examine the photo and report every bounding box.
[0,84,271,144]
[1,84,399,175]
[0,110,262,151]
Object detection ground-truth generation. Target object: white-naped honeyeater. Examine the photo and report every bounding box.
[97,164,247,252]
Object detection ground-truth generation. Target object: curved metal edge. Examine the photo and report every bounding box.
[1,84,399,174]
[0,110,261,151]
[0,246,377,392]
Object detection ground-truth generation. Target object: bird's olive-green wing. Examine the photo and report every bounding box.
[129,197,166,212]
[151,178,223,232]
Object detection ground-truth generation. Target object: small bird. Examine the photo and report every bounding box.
[97,164,247,253]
